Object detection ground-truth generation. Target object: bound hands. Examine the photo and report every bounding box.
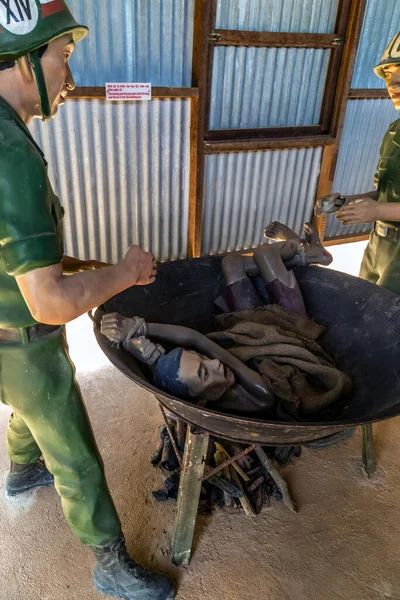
[101,313,147,343]
[100,312,165,366]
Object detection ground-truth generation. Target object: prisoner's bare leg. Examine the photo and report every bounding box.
[220,254,265,311]
[253,242,307,316]
[223,238,300,280]
[220,241,300,312]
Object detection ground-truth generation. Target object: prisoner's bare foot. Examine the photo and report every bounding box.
[264,221,306,248]
[303,222,333,266]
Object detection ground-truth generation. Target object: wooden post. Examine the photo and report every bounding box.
[187,0,217,258]
[313,0,367,240]
[171,428,210,566]
[361,423,375,477]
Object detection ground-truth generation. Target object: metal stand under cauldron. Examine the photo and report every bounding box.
[94,257,400,566]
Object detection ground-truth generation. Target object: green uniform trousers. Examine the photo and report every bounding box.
[360,230,400,294]
[1,326,121,547]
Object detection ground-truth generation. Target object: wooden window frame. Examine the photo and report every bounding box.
[195,0,367,251]
[203,0,353,145]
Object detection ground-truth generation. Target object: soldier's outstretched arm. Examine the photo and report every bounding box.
[315,190,378,216]
[16,246,156,325]
[61,255,110,274]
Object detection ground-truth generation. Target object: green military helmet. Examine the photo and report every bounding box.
[374,32,400,80]
[0,0,88,121]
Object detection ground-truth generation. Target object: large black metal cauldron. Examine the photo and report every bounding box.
[94,257,400,445]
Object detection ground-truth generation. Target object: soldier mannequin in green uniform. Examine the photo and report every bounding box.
[315,32,400,294]
[0,2,173,599]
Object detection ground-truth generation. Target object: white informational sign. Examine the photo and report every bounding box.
[106,83,152,101]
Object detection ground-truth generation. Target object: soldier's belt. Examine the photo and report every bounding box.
[0,324,60,343]
[374,222,400,242]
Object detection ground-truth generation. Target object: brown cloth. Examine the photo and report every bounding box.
[207,305,352,418]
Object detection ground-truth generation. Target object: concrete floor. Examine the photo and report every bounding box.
[5,241,400,600]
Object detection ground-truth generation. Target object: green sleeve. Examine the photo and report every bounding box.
[0,141,62,277]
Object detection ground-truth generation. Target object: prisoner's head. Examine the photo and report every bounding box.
[374,32,400,110]
[153,347,235,401]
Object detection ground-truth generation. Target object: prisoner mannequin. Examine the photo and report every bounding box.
[0,3,172,599]
[101,238,350,417]
[101,240,322,414]
[315,32,400,294]
[101,310,276,411]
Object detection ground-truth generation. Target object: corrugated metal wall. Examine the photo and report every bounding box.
[31,100,191,263]
[30,0,195,263]
[326,0,400,239]
[38,0,396,257]
[211,0,338,130]
[326,99,398,238]
[203,1,341,255]
[202,147,323,255]
[210,47,331,129]
[351,0,400,89]
[68,0,194,86]
[216,0,340,33]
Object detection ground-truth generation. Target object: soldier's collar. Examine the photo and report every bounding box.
[0,97,47,165]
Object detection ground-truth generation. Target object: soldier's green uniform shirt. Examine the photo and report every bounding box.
[360,118,400,293]
[0,97,63,327]
[0,97,121,547]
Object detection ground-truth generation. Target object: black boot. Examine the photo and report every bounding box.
[6,460,54,497]
[92,536,174,600]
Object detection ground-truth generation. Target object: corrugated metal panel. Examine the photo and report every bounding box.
[202,147,323,255]
[67,0,194,86]
[326,98,398,238]
[351,0,400,89]
[210,47,331,130]
[30,100,191,263]
[216,0,340,33]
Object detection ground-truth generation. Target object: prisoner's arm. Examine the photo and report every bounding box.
[147,322,275,405]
